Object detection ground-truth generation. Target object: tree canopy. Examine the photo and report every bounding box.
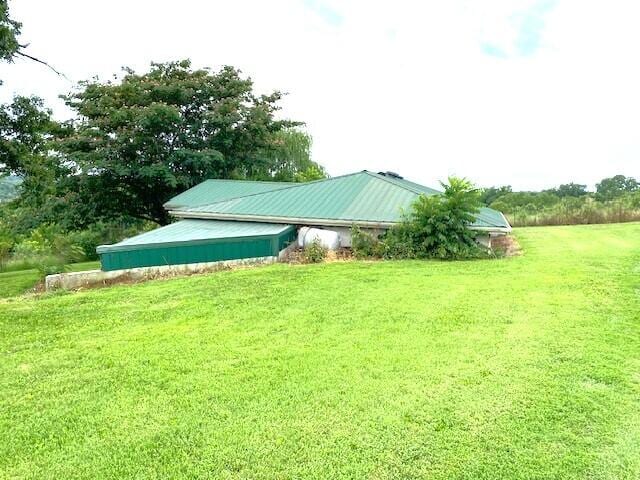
[480,175,640,227]
[256,128,326,182]
[0,95,59,178]
[480,185,512,205]
[60,60,303,224]
[0,0,20,62]
[595,175,638,201]
[0,96,80,232]
[0,95,65,212]
[545,182,588,198]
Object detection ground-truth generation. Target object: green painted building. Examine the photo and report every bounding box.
[97,220,296,271]
[97,171,511,271]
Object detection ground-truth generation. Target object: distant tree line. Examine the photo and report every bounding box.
[481,175,640,226]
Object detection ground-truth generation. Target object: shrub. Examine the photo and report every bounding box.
[349,178,487,261]
[66,229,103,261]
[0,218,153,274]
[66,222,151,260]
[12,239,52,263]
[386,177,486,260]
[350,226,386,259]
[0,225,14,270]
[0,238,12,270]
[380,230,418,260]
[304,238,327,263]
[32,233,84,279]
[8,224,84,278]
[32,256,68,278]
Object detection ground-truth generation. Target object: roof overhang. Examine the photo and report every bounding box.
[170,210,512,233]
[468,226,512,234]
[171,210,396,229]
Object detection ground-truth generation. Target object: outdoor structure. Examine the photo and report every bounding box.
[96,171,511,272]
[97,220,296,271]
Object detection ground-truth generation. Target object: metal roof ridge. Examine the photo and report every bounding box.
[362,170,433,196]
[200,178,293,185]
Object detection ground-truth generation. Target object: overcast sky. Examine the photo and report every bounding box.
[1,0,638,190]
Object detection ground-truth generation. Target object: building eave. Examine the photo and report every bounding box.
[170,210,396,229]
[170,210,511,233]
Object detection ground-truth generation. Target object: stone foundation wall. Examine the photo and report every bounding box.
[45,256,277,291]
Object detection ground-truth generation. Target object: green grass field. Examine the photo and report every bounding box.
[1,224,639,479]
[0,261,100,299]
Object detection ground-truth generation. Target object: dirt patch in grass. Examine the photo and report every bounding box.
[492,234,522,256]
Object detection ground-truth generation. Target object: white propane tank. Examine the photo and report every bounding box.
[298,227,340,250]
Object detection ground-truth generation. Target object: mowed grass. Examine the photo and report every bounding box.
[1,224,639,479]
[0,261,100,299]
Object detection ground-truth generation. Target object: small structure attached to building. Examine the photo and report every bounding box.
[97,220,296,271]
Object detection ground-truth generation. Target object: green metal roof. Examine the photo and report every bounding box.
[171,171,511,231]
[372,174,441,196]
[164,179,292,209]
[97,220,294,253]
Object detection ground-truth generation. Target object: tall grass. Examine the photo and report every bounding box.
[503,197,640,227]
[0,256,61,273]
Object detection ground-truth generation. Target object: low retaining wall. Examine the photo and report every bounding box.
[45,256,277,291]
[277,240,299,261]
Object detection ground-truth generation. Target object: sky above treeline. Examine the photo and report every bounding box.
[0,0,638,191]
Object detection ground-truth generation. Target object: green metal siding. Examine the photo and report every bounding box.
[99,226,296,272]
[97,220,294,252]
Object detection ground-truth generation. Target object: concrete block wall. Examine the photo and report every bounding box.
[45,256,278,291]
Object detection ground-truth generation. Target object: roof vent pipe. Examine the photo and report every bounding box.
[378,171,403,179]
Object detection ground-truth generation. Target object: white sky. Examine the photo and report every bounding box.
[1,0,638,190]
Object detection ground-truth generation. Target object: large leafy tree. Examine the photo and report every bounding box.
[0,96,58,177]
[61,60,299,225]
[0,95,65,208]
[0,96,78,232]
[254,128,326,182]
[595,175,638,201]
[546,182,588,198]
[0,0,20,62]
[480,185,512,205]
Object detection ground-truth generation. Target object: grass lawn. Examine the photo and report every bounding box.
[0,261,100,299]
[1,224,639,479]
